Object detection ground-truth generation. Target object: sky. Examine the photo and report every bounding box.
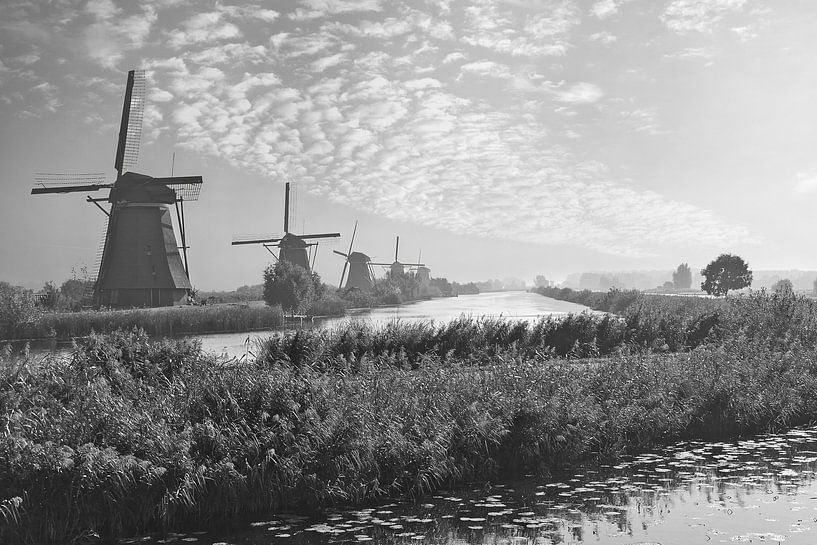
[2,0,817,290]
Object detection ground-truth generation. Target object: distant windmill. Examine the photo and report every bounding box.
[334,221,377,291]
[377,236,424,277]
[232,182,340,273]
[31,69,203,308]
[415,250,431,286]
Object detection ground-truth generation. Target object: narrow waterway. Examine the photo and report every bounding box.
[13,291,594,361]
[127,426,817,545]
[200,291,596,359]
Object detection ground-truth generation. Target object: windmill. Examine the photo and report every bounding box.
[334,221,377,291]
[377,236,424,277]
[415,250,431,287]
[232,181,340,273]
[31,70,203,308]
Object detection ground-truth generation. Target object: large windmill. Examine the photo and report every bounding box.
[31,70,203,308]
[232,182,340,273]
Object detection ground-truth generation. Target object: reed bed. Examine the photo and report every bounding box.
[4,303,285,341]
[4,292,817,543]
[256,291,797,368]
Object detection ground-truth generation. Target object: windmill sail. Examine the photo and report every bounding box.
[114,69,146,176]
[32,173,111,194]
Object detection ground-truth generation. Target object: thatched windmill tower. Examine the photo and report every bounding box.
[31,70,203,308]
[232,182,340,272]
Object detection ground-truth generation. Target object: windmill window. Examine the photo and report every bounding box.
[152,265,156,277]
[146,244,152,256]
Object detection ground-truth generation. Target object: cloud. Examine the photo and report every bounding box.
[167,11,242,49]
[311,53,347,72]
[0,0,758,259]
[219,5,280,22]
[662,0,749,34]
[295,0,383,18]
[663,46,717,62]
[588,31,617,45]
[84,1,157,69]
[556,82,604,103]
[144,57,748,256]
[591,0,618,19]
[460,1,578,57]
[793,172,817,195]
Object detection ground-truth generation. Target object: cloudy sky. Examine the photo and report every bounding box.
[2,0,816,290]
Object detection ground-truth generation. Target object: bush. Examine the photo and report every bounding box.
[0,283,40,340]
[263,261,317,314]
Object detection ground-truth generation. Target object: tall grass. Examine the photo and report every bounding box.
[4,292,817,543]
[255,292,739,369]
[3,304,285,341]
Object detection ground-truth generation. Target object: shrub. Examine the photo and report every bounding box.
[263,261,317,314]
[0,283,40,340]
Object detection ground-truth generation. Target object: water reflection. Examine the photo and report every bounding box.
[127,427,817,545]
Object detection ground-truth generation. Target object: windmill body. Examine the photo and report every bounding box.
[233,182,340,273]
[344,251,374,290]
[31,70,203,308]
[278,233,311,271]
[334,222,377,291]
[416,266,431,287]
[95,173,195,307]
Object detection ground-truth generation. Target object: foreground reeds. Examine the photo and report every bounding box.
[2,303,285,341]
[3,292,817,544]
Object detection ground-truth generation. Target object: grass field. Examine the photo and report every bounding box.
[3,291,817,543]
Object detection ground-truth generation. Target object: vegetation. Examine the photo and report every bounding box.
[263,261,322,314]
[534,274,550,288]
[532,286,644,313]
[5,291,817,543]
[701,253,753,296]
[672,263,692,290]
[2,304,284,341]
[335,273,476,309]
[772,278,794,295]
[0,283,40,339]
[197,284,263,304]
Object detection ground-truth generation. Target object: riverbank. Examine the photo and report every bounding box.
[1,303,286,342]
[4,292,817,543]
[1,293,455,344]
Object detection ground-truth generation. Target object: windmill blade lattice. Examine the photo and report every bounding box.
[33,173,110,193]
[115,69,146,175]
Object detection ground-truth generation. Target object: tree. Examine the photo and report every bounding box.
[0,282,40,338]
[263,260,316,314]
[672,263,692,290]
[60,278,93,308]
[772,278,794,295]
[534,275,549,288]
[700,254,752,296]
[39,281,59,309]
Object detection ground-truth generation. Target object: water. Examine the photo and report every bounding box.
[126,426,817,545]
[201,291,596,359]
[16,291,593,360]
